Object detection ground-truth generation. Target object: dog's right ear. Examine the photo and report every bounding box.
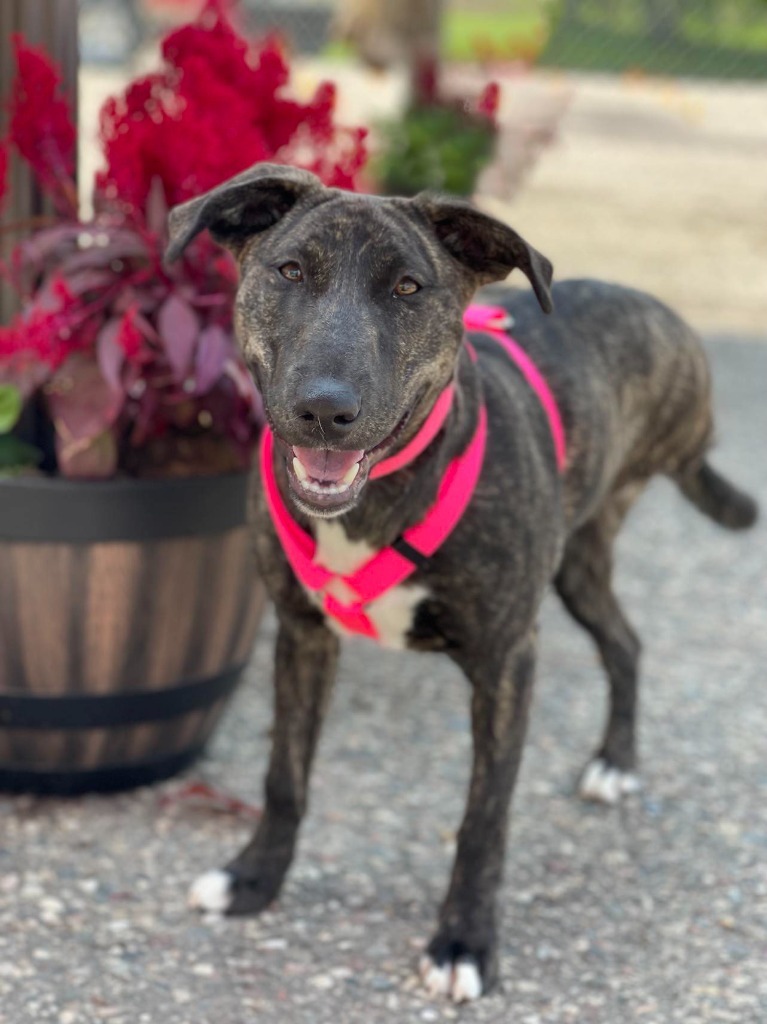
[165,163,323,264]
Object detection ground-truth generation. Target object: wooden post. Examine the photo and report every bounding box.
[0,0,79,323]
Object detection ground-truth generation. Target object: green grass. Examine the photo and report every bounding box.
[442,8,549,61]
[539,23,767,79]
[321,6,549,63]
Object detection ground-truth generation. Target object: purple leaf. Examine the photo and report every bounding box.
[46,352,123,443]
[96,319,125,394]
[132,310,160,343]
[18,226,150,280]
[32,269,112,311]
[157,294,199,382]
[223,356,261,404]
[194,325,230,395]
[16,225,81,275]
[64,268,115,296]
[55,427,119,480]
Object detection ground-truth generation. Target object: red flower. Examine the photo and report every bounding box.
[95,4,367,222]
[477,82,500,123]
[8,36,77,217]
[0,278,91,380]
[116,308,146,361]
[0,142,8,214]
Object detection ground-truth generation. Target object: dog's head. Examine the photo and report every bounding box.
[166,163,552,518]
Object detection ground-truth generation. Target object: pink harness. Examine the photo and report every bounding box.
[260,305,566,641]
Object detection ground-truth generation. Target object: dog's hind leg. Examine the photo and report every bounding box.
[554,485,645,805]
[188,611,339,915]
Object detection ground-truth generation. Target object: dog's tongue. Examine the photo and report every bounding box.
[292,447,364,483]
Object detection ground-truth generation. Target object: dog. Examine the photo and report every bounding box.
[165,162,758,1003]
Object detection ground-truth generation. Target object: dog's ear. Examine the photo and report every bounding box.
[413,195,554,313]
[165,163,323,264]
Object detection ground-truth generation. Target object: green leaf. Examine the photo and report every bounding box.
[0,435,42,474]
[0,384,23,435]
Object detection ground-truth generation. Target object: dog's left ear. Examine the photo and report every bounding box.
[165,163,323,264]
[413,195,554,313]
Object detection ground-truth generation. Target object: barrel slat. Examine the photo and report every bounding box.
[11,545,76,694]
[233,579,269,665]
[81,544,144,691]
[196,530,249,677]
[141,538,206,689]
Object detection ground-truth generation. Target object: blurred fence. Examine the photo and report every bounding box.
[239,0,767,79]
[538,0,767,78]
[80,0,767,79]
[236,0,335,54]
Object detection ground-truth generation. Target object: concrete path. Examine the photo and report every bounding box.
[1,335,765,1023]
[476,72,767,338]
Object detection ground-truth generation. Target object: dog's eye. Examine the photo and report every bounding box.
[393,277,420,297]
[279,262,304,282]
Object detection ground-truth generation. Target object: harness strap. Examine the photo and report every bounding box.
[338,405,487,603]
[261,430,333,593]
[370,383,456,480]
[463,305,567,471]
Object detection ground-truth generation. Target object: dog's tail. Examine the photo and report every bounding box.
[676,460,758,530]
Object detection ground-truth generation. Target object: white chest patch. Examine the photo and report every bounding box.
[311,520,429,650]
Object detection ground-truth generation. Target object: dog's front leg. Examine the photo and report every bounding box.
[189,610,339,916]
[420,631,537,1002]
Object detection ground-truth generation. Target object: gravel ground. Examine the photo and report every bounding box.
[1,336,765,1024]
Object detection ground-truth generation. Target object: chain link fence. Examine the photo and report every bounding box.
[78,1,767,79]
[538,0,767,78]
[241,0,767,79]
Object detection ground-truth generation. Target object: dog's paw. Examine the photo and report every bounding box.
[579,757,641,805]
[188,869,235,913]
[419,954,483,1003]
[188,867,282,916]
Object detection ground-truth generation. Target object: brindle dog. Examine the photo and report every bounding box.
[166,163,757,1003]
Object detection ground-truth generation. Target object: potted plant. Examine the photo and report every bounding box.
[373,58,500,197]
[0,2,367,794]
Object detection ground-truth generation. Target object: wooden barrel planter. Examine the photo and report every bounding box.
[0,473,266,795]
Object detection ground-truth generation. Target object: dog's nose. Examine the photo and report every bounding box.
[293,378,361,436]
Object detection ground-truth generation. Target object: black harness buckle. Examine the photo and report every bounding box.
[391,536,430,571]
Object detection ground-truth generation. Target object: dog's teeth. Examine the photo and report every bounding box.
[293,459,360,497]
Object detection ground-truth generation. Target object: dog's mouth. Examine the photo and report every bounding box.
[280,406,415,516]
[288,446,367,511]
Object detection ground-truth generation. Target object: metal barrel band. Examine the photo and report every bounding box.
[0,473,249,544]
[0,664,246,730]
[0,744,208,796]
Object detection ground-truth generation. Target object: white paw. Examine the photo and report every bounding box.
[579,758,642,805]
[188,869,234,913]
[418,955,483,1003]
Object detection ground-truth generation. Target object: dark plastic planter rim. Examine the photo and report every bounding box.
[0,471,251,543]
